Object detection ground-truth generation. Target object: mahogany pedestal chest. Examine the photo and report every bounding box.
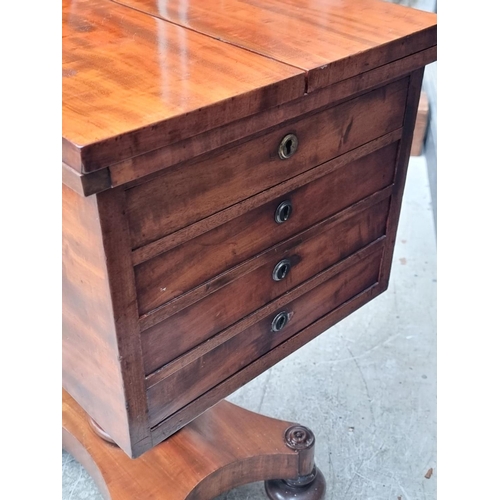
[62,0,437,497]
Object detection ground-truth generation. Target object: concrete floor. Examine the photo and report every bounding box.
[62,155,436,500]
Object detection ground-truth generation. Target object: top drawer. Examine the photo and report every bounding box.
[126,78,408,249]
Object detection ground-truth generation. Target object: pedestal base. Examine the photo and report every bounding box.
[62,390,326,499]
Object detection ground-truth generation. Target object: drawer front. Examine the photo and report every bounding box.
[126,78,408,249]
[146,245,383,426]
[141,197,390,374]
[135,142,399,315]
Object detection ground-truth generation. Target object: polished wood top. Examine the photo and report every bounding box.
[62,0,305,172]
[115,0,437,91]
[63,0,436,174]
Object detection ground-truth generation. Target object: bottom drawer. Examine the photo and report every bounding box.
[146,243,384,427]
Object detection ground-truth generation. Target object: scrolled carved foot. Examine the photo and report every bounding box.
[265,465,327,500]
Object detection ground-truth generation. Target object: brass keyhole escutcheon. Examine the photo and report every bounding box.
[278,133,298,159]
[272,259,292,281]
[275,200,293,224]
[271,311,289,332]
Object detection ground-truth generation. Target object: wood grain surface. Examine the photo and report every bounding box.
[145,238,385,389]
[62,185,135,455]
[141,198,390,373]
[147,245,383,427]
[62,0,305,172]
[150,279,384,444]
[134,143,398,319]
[63,183,152,457]
[130,131,402,269]
[126,78,407,249]
[107,46,435,192]
[115,0,437,91]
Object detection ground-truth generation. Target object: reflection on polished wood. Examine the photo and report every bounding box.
[115,0,437,90]
[62,0,305,171]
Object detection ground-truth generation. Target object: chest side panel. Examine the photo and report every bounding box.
[63,185,151,457]
[62,185,132,454]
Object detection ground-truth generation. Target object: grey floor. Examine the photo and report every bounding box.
[62,155,436,500]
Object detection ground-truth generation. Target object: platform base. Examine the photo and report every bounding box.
[62,390,326,499]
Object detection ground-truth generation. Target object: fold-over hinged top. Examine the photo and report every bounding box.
[62,0,436,181]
